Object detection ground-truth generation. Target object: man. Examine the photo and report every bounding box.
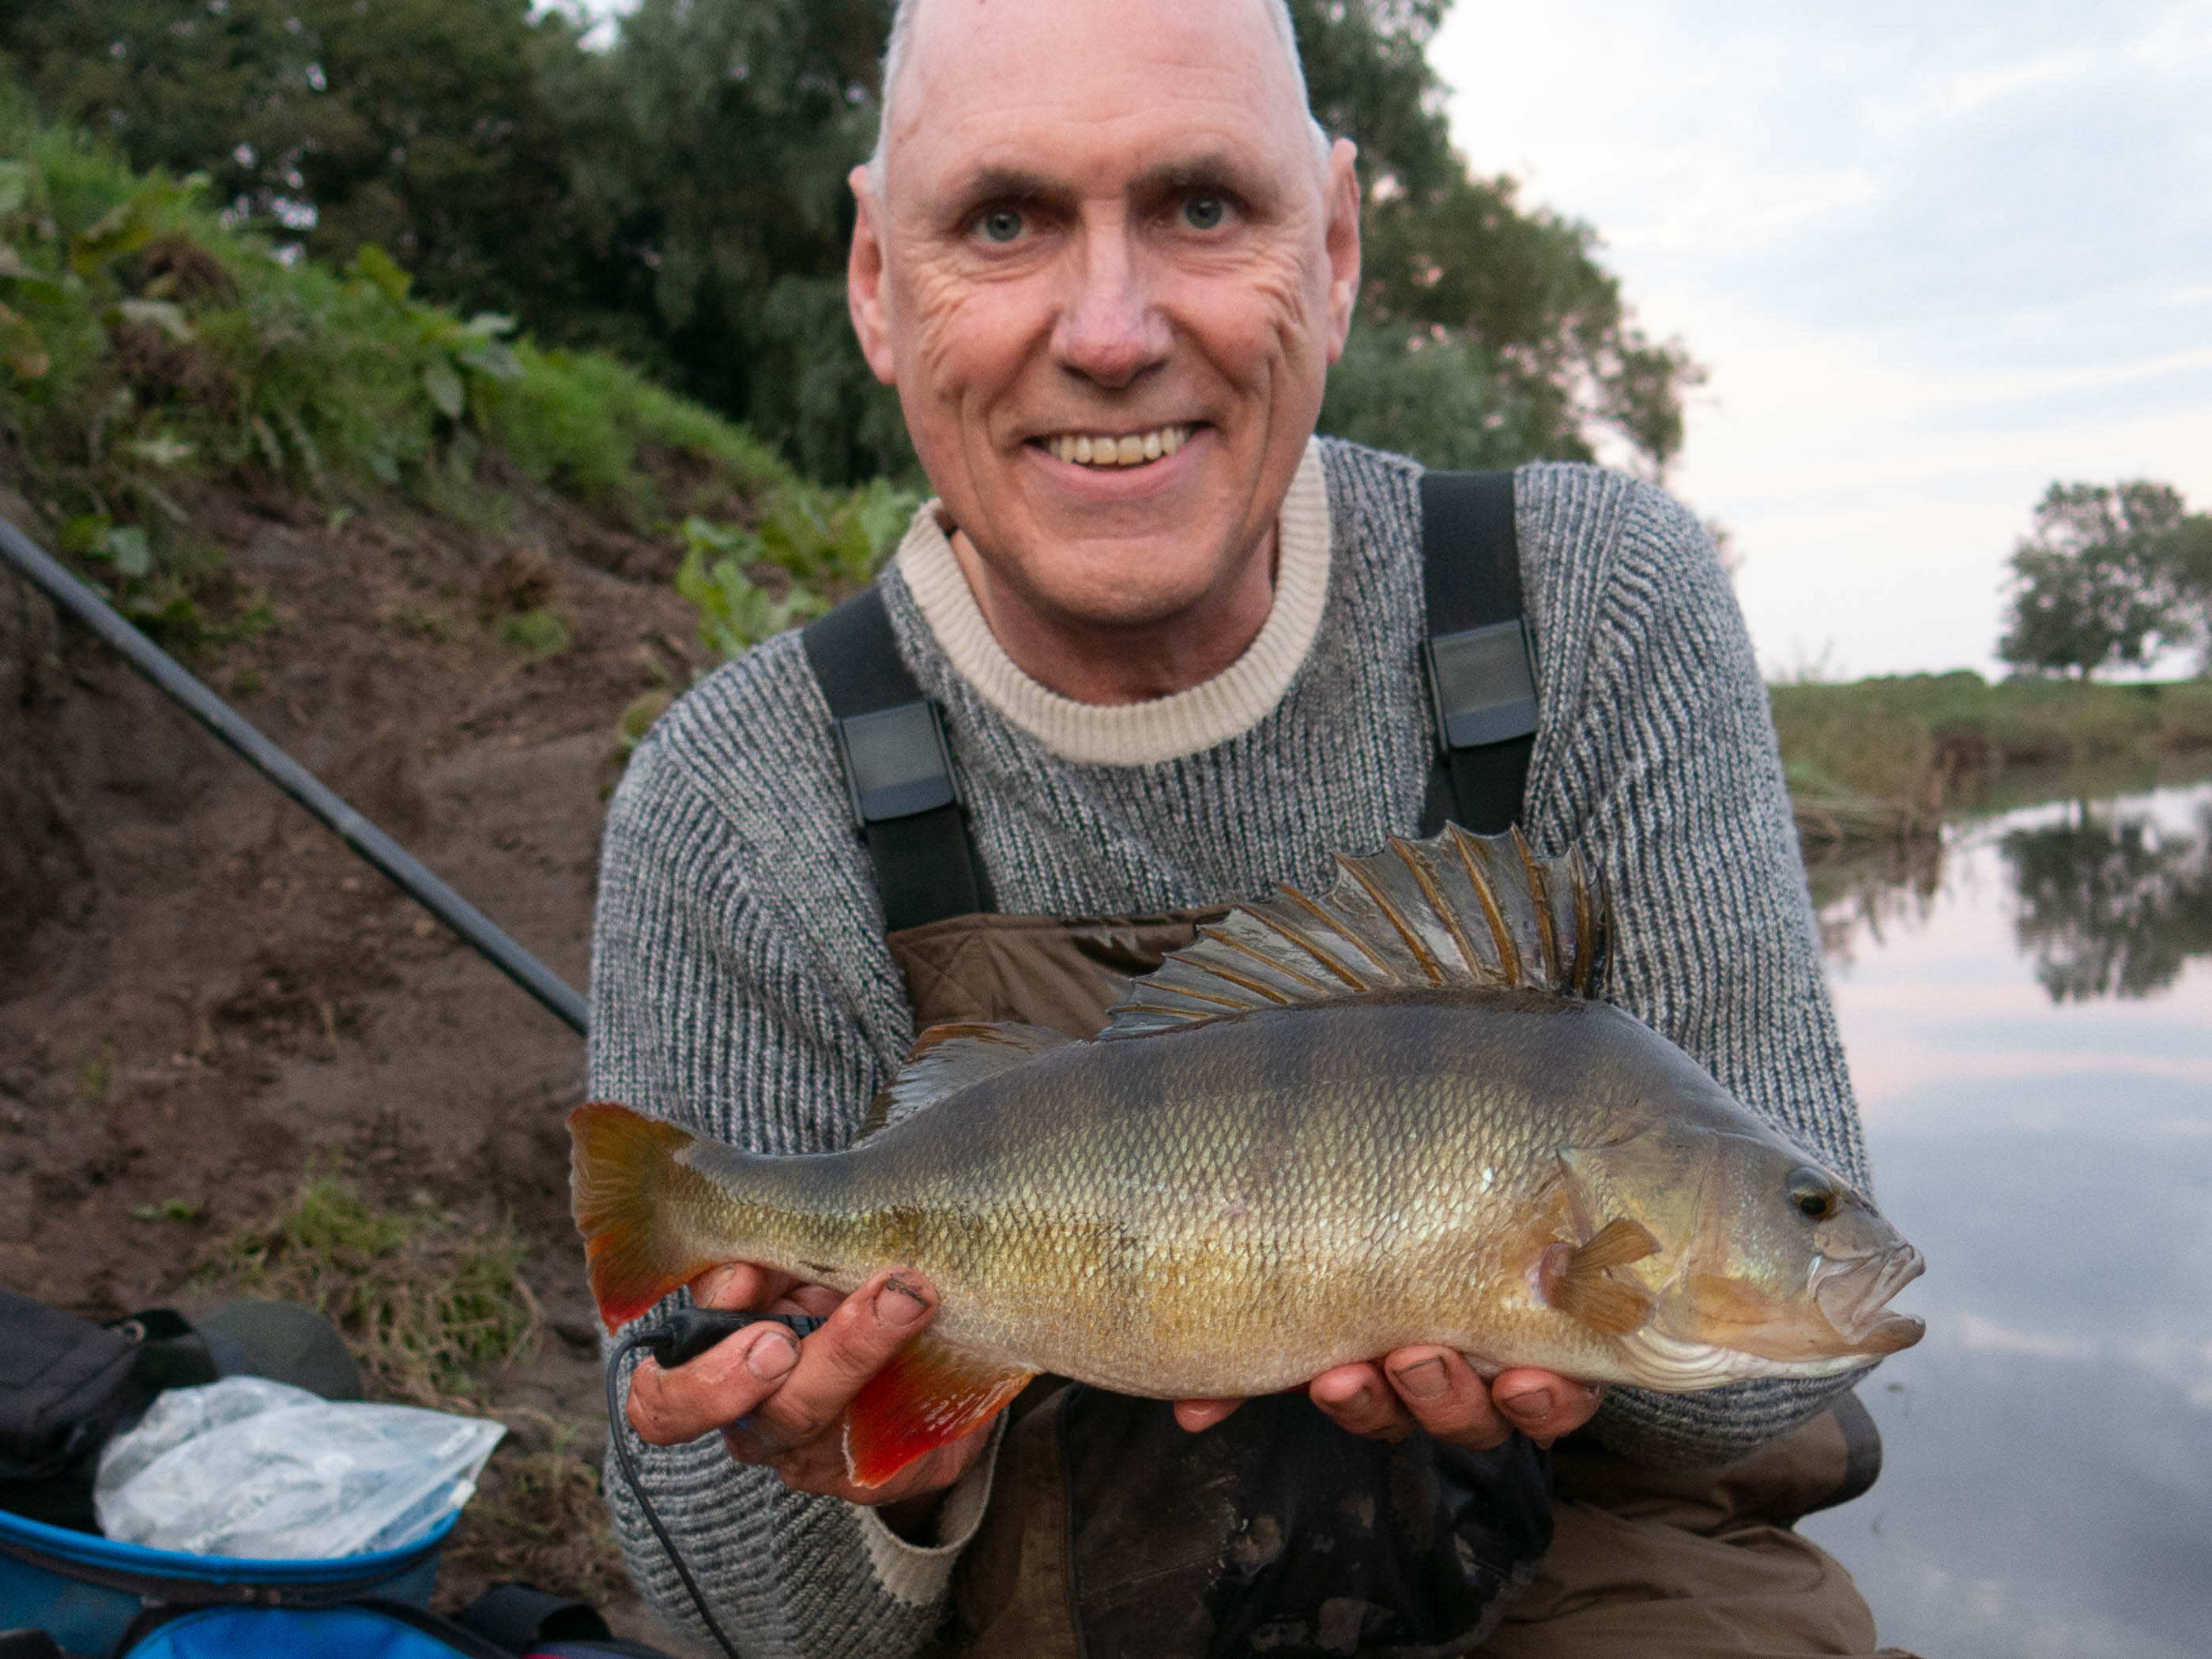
[591,0,1894,1653]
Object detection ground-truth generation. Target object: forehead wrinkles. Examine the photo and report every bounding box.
[883,0,1315,204]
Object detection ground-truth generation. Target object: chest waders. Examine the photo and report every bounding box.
[798,475,1883,1659]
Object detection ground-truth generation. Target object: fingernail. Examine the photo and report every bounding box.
[876,1276,930,1327]
[1501,1386,1553,1421]
[1342,1386,1373,1414]
[1392,1356,1450,1401]
[745,1331,797,1380]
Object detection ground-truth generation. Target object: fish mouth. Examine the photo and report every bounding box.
[1811,1244,1926,1354]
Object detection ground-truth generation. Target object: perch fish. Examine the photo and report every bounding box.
[571,825,1925,1486]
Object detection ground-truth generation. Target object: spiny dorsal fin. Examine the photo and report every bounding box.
[1552,1218,1660,1337]
[861,1022,1076,1136]
[1103,824,1611,1038]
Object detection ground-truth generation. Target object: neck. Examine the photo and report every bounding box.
[944,527,1279,705]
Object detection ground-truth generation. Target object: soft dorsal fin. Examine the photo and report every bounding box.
[861,1022,1076,1136]
[1103,824,1611,1039]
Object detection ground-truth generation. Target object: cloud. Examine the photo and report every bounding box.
[1434,1,2212,676]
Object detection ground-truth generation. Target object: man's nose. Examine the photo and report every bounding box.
[1050,225,1171,390]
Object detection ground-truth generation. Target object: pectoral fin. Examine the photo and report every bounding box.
[1551,1217,1660,1337]
[842,1334,1036,1488]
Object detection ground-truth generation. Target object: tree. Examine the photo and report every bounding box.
[2003,805,2212,1001]
[1997,481,2191,678]
[0,0,600,345]
[550,0,903,485]
[2152,511,2212,673]
[1290,1,1700,474]
[4,0,1705,485]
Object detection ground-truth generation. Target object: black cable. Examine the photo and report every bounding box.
[0,509,589,1035]
[605,1310,825,1659]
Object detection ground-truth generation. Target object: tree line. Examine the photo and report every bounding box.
[0,0,1701,487]
[1999,481,2212,679]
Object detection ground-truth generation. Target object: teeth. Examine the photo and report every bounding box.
[1048,425,1192,467]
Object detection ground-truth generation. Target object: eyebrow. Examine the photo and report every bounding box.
[939,148,1277,221]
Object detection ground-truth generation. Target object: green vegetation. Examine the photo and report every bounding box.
[0,87,912,655]
[194,1172,537,1409]
[441,1409,627,1610]
[5,0,1701,482]
[1997,481,2211,679]
[1773,671,2212,845]
[194,1172,624,1607]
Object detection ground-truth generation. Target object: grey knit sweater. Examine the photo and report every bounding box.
[586,439,1870,1658]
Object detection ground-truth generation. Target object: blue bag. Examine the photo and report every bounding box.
[0,1506,452,1657]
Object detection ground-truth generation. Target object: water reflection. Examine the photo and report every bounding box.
[2002,804,2212,1001]
[1798,782,2212,1659]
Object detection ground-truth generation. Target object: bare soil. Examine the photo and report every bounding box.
[0,473,718,1646]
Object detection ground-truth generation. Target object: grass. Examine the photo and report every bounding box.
[193,1171,625,1605]
[1772,671,2212,845]
[0,89,895,661]
[194,1172,537,1410]
[439,1409,627,1612]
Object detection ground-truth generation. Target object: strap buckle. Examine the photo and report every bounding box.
[831,700,959,827]
[1426,618,1538,752]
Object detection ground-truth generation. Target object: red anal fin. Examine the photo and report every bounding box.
[842,1334,1035,1488]
[1551,1217,1661,1337]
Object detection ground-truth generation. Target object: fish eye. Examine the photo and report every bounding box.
[1787,1168,1837,1220]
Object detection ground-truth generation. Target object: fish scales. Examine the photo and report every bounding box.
[660,994,1710,1395]
[571,826,1926,1487]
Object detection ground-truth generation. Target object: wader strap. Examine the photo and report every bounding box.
[1419,469,1537,835]
[801,587,992,932]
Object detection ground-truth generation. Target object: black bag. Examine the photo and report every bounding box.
[0,1293,143,1533]
[0,1291,362,1533]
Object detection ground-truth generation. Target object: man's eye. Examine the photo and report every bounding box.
[1181,194,1229,231]
[975,208,1024,244]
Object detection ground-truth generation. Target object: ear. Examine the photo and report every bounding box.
[1322,138,1362,364]
[847,164,899,386]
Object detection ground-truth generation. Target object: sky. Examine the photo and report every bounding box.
[1431,0,2212,677]
[570,0,2212,678]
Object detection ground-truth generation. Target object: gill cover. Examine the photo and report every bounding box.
[1559,1122,1925,1376]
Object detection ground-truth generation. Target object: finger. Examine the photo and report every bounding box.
[688,1261,800,1312]
[1492,1370,1604,1446]
[784,1282,848,1319]
[1381,1348,1509,1452]
[1173,1398,1244,1433]
[744,1267,938,1448]
[1309,1360,1416,1442]
[626,1321,801,1446]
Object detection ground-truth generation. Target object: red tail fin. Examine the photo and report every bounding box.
[568,1102,725,1331]
[842,1333,1034,1487]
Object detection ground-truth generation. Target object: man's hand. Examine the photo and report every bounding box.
[1172,1349,1603,1450]
[623,1262,993,1536]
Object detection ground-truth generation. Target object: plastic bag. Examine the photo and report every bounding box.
[94,1376,504,1559]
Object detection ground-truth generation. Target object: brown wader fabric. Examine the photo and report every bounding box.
[888,911,1908,1659]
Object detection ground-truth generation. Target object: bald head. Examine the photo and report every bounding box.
[866,0,1329,202]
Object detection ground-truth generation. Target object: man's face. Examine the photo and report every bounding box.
[849,0,1360,639]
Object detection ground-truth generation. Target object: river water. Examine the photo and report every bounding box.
[1795,783,2212,1658]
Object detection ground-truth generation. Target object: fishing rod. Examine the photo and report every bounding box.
[0,509,589,1037]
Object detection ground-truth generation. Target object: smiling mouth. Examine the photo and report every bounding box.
[1038,424,1196,469]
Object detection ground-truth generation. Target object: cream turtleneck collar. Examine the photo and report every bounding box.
[894,438,1331,767]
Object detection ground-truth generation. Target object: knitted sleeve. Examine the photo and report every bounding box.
[586,697,996,1659]
[1519,463,1875,1465]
